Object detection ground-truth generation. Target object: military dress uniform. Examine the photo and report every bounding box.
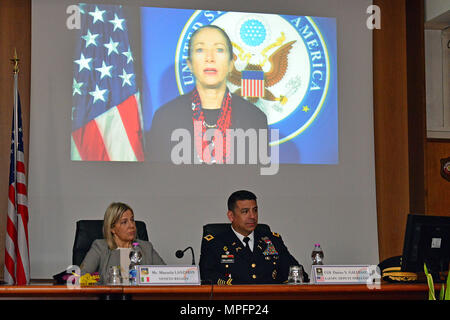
[199,226,308,285]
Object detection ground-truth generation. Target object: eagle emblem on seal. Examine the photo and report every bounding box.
[228,32,296,106]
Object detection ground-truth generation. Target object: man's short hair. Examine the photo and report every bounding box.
[227,190,257,211]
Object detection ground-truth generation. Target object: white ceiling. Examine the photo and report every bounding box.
[425,0,450,29]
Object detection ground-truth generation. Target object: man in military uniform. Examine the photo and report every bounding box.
[199,190,308,284]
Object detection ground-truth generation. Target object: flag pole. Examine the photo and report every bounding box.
[11,49,19,221]
[8,49,20,284]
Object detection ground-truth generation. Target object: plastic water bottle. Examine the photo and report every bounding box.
[311,243,324,265]
[129,242,143,285]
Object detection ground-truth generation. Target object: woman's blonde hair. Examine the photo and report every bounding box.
[103,202,134,250]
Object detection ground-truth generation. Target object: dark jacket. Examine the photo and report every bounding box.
[199,226,308,284]
[145,91,269,163]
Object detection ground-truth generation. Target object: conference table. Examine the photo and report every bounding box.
[0,281,439,300]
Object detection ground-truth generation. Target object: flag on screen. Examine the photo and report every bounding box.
[4,92,30,285]
[241,70,265,98]
[71,4,144,161]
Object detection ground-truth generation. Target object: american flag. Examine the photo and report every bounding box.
[241,70,265,98]
[4,89,30,285]
[71,4,144,161]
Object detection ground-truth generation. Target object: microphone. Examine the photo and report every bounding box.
[175,246,195,265]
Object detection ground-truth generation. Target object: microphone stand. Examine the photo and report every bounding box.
[175,246,195,265]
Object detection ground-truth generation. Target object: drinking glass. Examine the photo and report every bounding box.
[107,266,122,285]
[287,265,304,284]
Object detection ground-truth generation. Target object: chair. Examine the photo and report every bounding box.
[72,220,149,266]
[202,223,271,237]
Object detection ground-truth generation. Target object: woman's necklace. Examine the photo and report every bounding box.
[203,108,220,128]
[203,121,217,128]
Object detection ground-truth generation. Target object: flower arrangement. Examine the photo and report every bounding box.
[60,272,100,286]
[80,272,100,286]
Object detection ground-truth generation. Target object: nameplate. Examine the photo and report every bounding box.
[311,265,372,284]
[137,265,201,286]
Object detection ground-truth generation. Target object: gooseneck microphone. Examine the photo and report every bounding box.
[175,246,195,265]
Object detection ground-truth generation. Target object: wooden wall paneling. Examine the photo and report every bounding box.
[426,140,450,216]
[373,0,410,262]
[373,0,427,262]
[405,0,427,214]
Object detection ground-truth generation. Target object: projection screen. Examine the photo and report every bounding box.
[29,0,378,278]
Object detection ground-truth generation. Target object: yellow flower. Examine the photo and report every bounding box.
[80,273,100,286]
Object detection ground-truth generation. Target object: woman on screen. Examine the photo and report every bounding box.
[80,202,165,284]
[146,25,268,164]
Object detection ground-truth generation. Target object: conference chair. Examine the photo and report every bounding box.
[72,220,149,266]
[202,223,271,237]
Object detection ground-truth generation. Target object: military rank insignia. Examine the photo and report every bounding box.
[204,234,214,241]
[262,237,278,255]
[221,254,235,264]
[272,269,277,279]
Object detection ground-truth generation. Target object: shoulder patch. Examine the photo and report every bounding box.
[204,234,214,241]
[272,232,280,238]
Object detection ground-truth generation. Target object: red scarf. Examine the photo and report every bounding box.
[192,88,232,163]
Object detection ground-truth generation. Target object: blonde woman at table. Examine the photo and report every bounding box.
[80,202,165,284]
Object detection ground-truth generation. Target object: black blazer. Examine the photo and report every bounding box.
[145,91,269,163]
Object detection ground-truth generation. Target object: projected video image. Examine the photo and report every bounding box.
[71,4,338,164]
